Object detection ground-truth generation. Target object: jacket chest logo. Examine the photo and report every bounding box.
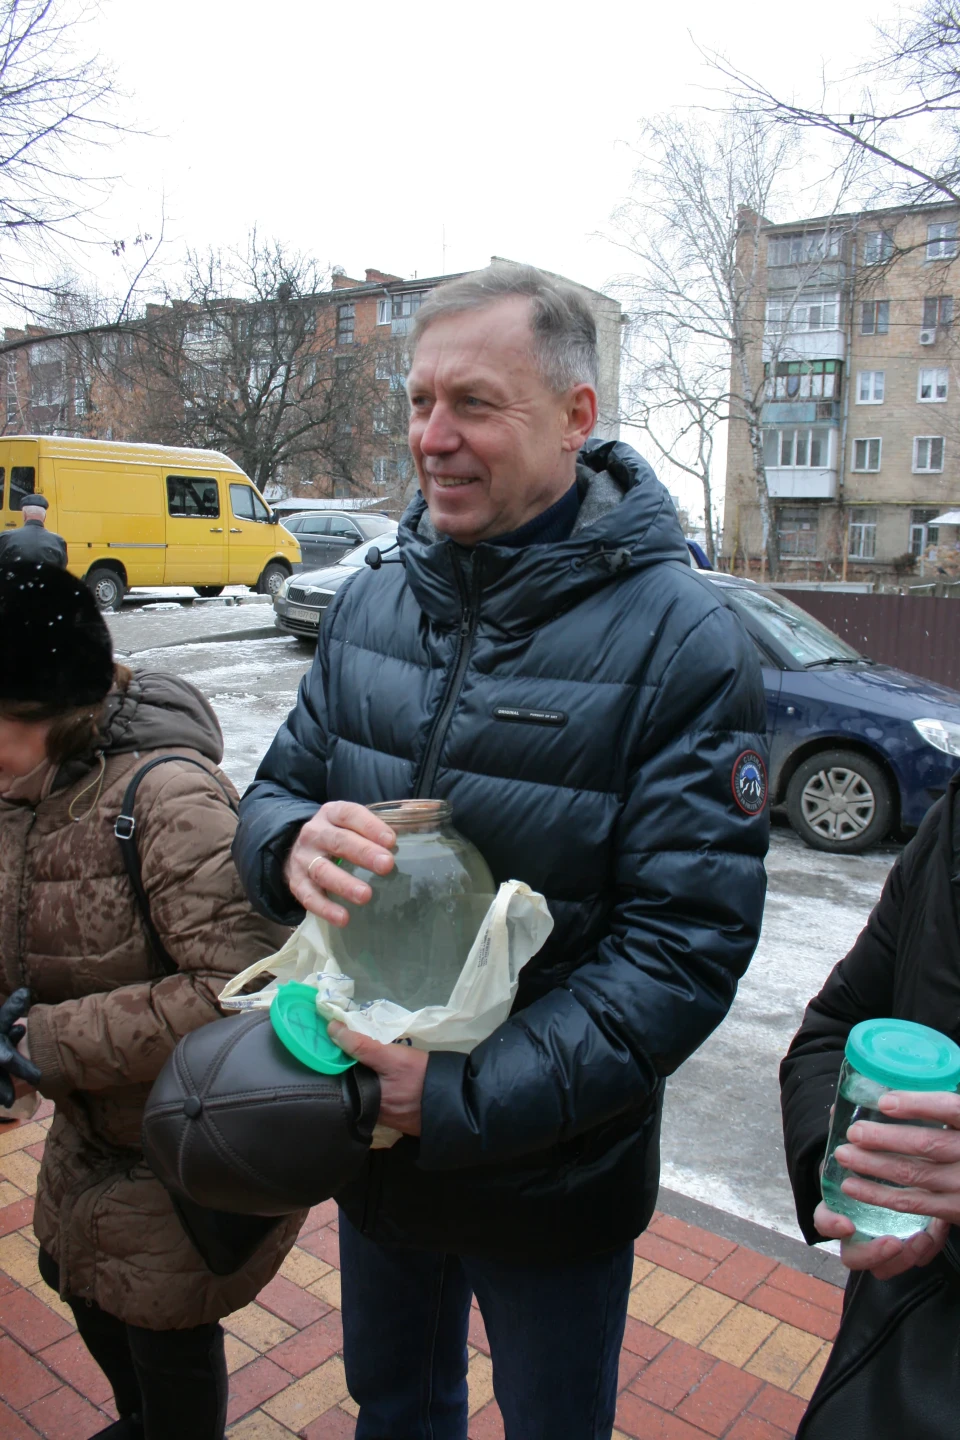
[492,706,568,728]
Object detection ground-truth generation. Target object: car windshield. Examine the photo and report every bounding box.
[336,533,397,568]
[725,586,864,667]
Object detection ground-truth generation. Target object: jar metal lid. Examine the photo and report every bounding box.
[845,1018,960,1091]
[270,982,357,1075]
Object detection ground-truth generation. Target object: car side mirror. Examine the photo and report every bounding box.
[268,510,279,525]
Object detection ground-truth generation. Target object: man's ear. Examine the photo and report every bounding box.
[560,384,599,452]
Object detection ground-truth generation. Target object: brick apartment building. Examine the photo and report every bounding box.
[1,261,622,507]
[723,201,960,581]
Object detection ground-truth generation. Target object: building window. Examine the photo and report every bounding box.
[922,295,953,328]
[910,507,941,557]
[860,300,890,335]
[763,427,832,467]
[376,298,391,326]
[392,291,427,319]
[766,231,841,267]
[848,508,877,559]
[863,230,894,265]
[372,457,390,486]
[777,506,819,557]
[852,437,882,471]
[763,359,840,400]
[926,222,957,260]
[337,304,355,345]
[918,367,949,401]
[373,404,390,434]
[73,378,85,416]
[856,371,885,404]
[375,353,392,381]
[914,435,945,471]
[765,291,840,334]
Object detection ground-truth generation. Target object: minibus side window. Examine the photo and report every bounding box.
[11,466,35,509]
[167,476,220,518]
[230,483,270,522]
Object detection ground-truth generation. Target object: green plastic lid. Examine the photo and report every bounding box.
[845,1018,960,1092]
[270,982,357,1075]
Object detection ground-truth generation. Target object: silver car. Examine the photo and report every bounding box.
[273,532,398,640]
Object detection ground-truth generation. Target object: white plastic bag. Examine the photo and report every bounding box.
[220,880,552,1148]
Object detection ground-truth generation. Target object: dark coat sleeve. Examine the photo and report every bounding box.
[233,588,349,924]
[779,813,938,1242]
[419,602,770,1169]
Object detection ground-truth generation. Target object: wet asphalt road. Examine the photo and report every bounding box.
[107,593,899,1240]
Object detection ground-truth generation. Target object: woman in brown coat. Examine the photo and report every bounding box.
[0,562,304,1440]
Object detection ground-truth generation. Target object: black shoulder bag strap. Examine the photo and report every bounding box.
[114,755,237,978]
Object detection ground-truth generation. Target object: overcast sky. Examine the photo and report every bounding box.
[80,0,894,518]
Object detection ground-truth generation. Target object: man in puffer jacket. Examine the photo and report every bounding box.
[234,263,769,1440]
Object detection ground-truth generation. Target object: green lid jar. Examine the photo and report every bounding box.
[844,1018,960,1091]
[821,1017,960,1240]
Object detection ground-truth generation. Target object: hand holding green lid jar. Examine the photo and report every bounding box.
[821,1018,960,1240]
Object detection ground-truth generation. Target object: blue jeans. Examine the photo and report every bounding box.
[338,1212,633,1440]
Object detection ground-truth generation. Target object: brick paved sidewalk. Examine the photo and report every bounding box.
[0,1105,841,1440]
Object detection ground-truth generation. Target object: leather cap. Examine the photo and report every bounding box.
[142,1010,380,1216]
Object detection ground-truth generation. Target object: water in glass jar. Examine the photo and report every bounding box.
[331,819,495,1012]
[821,1080,931,1241]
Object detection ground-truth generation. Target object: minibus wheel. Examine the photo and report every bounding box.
[195,586,224,597]
[258,562,288,597]
[86,566,126,612]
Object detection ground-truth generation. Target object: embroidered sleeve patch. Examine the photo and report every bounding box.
[731,750,768,815]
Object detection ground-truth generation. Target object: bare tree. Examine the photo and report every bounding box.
[0,0,142,315]
[620,322,725,563]
[611,109,863,579]
[77,235,384,496]
[713,2,960,207]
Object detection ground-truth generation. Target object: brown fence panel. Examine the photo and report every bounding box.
[774,592,960,691]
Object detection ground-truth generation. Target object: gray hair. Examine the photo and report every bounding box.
[410,262,598,392]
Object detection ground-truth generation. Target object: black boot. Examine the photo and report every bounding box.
[92,1416,144,1439]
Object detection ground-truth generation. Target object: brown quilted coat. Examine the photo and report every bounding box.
[0,670,306,1329]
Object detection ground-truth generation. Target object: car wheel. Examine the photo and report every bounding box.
[86,566,126,612]
[786,749,892,854]
[194,586,224,598]
[258,562,288,598]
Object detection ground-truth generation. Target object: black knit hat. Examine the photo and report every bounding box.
[0,562,114,709]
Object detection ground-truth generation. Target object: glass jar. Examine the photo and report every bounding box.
[821,1018,960,1240]
[327,799,496,1011]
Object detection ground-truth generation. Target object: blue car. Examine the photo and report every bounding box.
[699,573,960,853]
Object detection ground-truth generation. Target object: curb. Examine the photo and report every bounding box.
[657,1186,847,1287]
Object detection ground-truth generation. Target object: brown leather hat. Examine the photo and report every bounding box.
[142,1010,380,1217]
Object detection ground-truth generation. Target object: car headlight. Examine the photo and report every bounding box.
[913,717,960,758]
[276,576,292,600]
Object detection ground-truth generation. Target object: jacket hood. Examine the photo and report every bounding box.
[396,439,691,630]
[101,670,224,764]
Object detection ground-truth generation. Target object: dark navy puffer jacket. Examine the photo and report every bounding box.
[234,440,769,1259]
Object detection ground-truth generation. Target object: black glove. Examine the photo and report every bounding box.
[0,988,42,1109]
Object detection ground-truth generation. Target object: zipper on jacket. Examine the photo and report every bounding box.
[414,554,481,798]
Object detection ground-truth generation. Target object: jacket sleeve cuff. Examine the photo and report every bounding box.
[25,1005,70,1101]
[418,1050,473,1170]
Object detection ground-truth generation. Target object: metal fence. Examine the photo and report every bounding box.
[776,591,960,691]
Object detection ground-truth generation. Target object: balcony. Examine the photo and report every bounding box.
[765,468,838,500]
[762,401,841,425]
[763,329,845,362]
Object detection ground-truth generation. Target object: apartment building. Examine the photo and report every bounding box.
[723,202,960,580]
[2,260,622,505]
